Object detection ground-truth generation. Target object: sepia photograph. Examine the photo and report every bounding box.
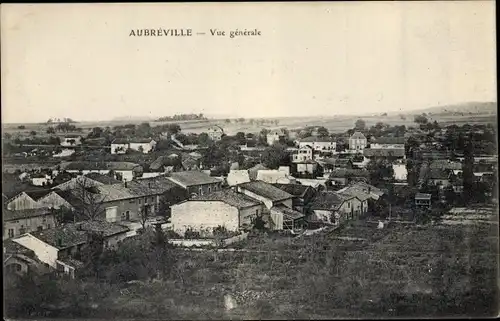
[1,2,498,319]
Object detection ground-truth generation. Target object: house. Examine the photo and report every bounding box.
[292,145,314,162]
[429,160,462,171]
[53,149,75,158]
[181,154,201,171]
[30,173,53,187]
[111,138,157,154]
[235,181,299,230]
[4,208,56,240]
[293,159,319,176]
[298,136,337,152]
[207,125,224,141]
[342,182,384,201]
[370,137,405,149]
[52,175,104,192]
[269,204,305,231]
[12,221,129,278]
[60,135,82,147]
[170,189,263,237]
[167,171,222,197]
[349,132,367,152]
[266,129,286,146]
[415,193,432,209]
[335,186,371,214]
[4,239,50,277]
[272,183,317,213]
[227,170,252,187]
[255,169,296,184]
[363,148,406,160]
[309,192,362,226]
[37,189,79,211]
[63,161,143,182]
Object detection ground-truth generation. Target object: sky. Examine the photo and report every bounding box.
[1,2,496,123]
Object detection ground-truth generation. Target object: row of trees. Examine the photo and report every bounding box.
[155,113,206,122]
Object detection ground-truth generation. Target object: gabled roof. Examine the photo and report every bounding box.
[192,189,262,209]
[238,181,293,202]
[84,173,121,185]
[3,239,35,257]
[96,184,137,202]
[126,177,179,196]
[363,148,405,158]
[429,160,462,170]
[272,183,313,198]
[336,187,371,201]
[24,189,53,201]
[349,182,384,197]
[168,171,221,188]
[350,132,366,140]
[310,192,348,210]
[4,208,53,221]
[268,129,286,136]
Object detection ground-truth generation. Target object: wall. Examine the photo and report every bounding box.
[4,256,30,275]
[392,164,408,181]
[169,239,216,247]
[32,177,50,186]
[311,209,333,223]
[102,195,160,223]
[270,208,284,230]
[13,234,60,268]
[7,193,43,211]
[186,182,221,196]
[171,201,239,236]
[38,192,74,210]
[129,142,155,154]
[104,232,129,249]
[371,143,405,149]
[227,170,251,186]
[237,188,274,209]
[4,214,56,240]
[239,205,262,229]
[111,143,129,154]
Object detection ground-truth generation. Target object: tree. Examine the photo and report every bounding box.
[414,114,428,125]
[462,135,475,203]
[139,204,151,230]
[52,207,75,226]
[235,132,246,145]
[73,177,106,221]
[46,127,56,134]
[30,130,37,136]
[354,119,366,131]
[17,125,26,129]
[252,215,267,230]
[261,143,290,169]
[225,119,231,123]
[316,126,329,137]
[238,118,245,123]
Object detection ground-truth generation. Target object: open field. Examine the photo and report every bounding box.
[12,213,496,319]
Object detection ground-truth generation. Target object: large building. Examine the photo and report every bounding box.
[111,138,156,154]
[349,132,367,152]
[207,125,224,141]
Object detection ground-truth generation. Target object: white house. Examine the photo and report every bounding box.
[30,173,53,187]
[292,145,314,162]
[348,132,367,152]
[370,137,406,149]
[207,125,224,141]
[170,189,262,236]
[392,163,408,181]
[111,138,157,154]
[298,137,337,152]
[266,129,286,146]
[227,170,251,187]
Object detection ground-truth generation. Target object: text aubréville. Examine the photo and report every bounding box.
[129,28,262,38]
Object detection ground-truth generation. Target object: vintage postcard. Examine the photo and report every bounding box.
[1,2,497,319]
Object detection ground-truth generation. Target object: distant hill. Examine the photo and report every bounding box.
[111,116,156,122]
[406,101,497,116]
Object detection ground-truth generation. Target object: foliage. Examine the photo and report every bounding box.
[355,119,366,131]
[414,114,428,124]
[261,143,290,169]
[155,114,206,122]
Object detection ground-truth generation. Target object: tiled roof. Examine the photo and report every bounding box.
[271,204,305,220]
[112,138,155,144]
[336,187,371,201]
[84,173,121,185]
[168,171,221,187]
[96,184,137,202]
[350,132,366,140]
[372,137,406,144]
[238,181,293,202]
[193,189,262,209]
[310,192,347,210]
[272,183,312,198]
[126,177,179,196]
[4,239,35,257]
[300,136,335,143]
[28,221,129,250]
[349,182,384,197]
[4,208,53,221]
[415,193,431,200]
[329,168,369,179]
[363,148,405,157]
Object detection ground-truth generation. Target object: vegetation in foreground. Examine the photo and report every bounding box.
[5,219,498,319]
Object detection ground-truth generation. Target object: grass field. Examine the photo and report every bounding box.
[19,211,496,320]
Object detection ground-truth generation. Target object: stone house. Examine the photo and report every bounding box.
[167,171,222,197]
[349,132,367,152]
[4,208,56,240]
[111,138,156,154]
[309,191,362,226]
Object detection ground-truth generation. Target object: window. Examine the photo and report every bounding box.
[37,226,43,231]
[256,209,259,216]
[8,229,14,238]
[129,199,135,204]
[138,199,142,204]
[208,187,211,193]
[199,187,203,195]
[19,226,26,235]
[347,202,350,208]
[151,197,155,203]
[48,224,51,229]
